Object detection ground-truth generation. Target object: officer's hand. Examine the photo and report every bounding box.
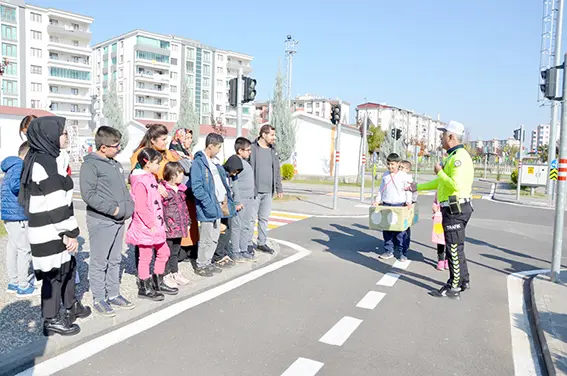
[434,163,443,174]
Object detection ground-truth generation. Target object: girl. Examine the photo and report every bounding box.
[161,162,191,288]
[431,192,448,271]
[127,148,178,301]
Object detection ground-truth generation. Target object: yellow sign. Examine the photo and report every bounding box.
[527,167,535,175]
[550,168,558,180]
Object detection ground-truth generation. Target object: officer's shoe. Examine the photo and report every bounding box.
[460,282,470,292]
[429,286,461,300]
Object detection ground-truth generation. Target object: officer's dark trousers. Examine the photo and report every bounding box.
[441,202,473,290]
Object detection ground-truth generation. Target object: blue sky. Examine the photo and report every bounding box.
[32,0,552,140]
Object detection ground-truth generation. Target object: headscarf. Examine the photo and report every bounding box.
[169,128,190,157]
[19,116,66,211]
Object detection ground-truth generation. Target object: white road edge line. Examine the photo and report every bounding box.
[392,260,411,270]
[377,273,401,287]
[16,238,311,376]
[507,269,548,376]
[281,357,324,376]
[356,291,386,310]
[319,316,363,346]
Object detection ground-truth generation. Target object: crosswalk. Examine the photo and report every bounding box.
[257,211,311,233]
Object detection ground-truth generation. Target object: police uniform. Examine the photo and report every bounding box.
[418,123,474,299]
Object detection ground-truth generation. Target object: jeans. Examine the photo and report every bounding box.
[230,197,256,254]
[5,221,32,289]
[138,243,170,279]
[403,227,411,254]
[255,193,272,246]
[381,202,407,256]
[166,238,182,274]
[197,220,221,268]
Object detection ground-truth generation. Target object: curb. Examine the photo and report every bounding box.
[530,274,557,376]
[491,182,551,208]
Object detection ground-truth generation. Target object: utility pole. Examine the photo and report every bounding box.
[516,124,525,201]
[551,54,567,282]
[359,113,368,201]
[236,67,243,138]
[284,35,298,106]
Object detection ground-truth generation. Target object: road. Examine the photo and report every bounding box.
[42,180,561,376]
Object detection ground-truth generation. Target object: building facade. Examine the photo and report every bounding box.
[530,124,550,152]
[92,30,254,130]
[291,94,350,124]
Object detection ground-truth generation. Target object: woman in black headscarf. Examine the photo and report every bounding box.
[20,116,91,337]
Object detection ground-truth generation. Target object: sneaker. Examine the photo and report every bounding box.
[379,252,394,259]
[231,253,246,263]
[399,254,409,262]
[257,244,275,254]
[242,252,257,262]
[172,272,190,286]
[444,260,449,270]
[428,286,460,300]
[436,261,445,271]
[108,295,135,310]
[7,283,18,294]
[460,282,470,292]
[163,274,178,289]
[93,300,116,317]
[16,284,40,298]
[195,267,213,277]
[207,264,223,274]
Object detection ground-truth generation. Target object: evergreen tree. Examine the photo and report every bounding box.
[102,79,128,148]
[248,117,260,142]
[270,68,295,162]
[175,78,200,149]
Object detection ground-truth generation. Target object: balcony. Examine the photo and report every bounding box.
[134,43,170,57]
[47,75,91,89]
[48,92,92,104]
[47,37,91,55]
[134,100,168,111]
[134,71,169,83]
[135,57,170,70]
[52,108,91,119]
[47,23,92,41]
[135,86,169,98]
[48,56,91,71]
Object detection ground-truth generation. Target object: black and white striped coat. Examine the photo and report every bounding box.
[28,152,79,278]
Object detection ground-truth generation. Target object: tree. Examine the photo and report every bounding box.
[103,79,128,148]
[367,124,386,153]
[248,117,260,142]
[270,68,295,162]
[175,78,200,150]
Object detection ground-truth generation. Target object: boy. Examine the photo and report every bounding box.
[229,137,256,261]
[80,126,135,317]
[373,153,413,261]
[2,141,37,296]
[400,160,418,257]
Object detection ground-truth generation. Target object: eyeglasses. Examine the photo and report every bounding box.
[62,131,68,136]
[243,148,252,152]
[105,144,121,149]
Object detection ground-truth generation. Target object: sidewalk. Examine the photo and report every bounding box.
[531,274,567,376]
[492,182,553,208]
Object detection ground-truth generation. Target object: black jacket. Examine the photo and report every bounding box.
[249,140,283,196]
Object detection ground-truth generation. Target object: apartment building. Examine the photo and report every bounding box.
[92,30,254,129]
[530,124,550,152]
[472,138,521,153]
[291,94,351,124]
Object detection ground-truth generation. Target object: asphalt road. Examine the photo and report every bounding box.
[50,180,562,376]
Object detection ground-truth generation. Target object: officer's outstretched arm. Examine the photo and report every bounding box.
[417,178,439,192]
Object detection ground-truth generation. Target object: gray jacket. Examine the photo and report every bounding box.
[249,140,283,196]
[80,153,134,224]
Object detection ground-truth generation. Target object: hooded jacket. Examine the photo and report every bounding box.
[80,153,134,224]
[222,155,242,218]
[0,156,26,221]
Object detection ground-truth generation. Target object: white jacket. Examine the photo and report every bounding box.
[375,170,413,204]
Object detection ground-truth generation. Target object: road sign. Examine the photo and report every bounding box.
[527,167,535,175]
[551,159,558,169]
[550,168,558,180]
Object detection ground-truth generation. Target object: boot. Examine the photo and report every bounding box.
[43,314,80,337]
[153,274,178,295]
[64,300,92,323]
[137,278,164,301]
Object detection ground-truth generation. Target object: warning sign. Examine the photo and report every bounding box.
[550,168,558,180]
[527,167,535,175]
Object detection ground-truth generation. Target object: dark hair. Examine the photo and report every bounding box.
[18,141,29,157]
[95,126,122,150]
[259,124,275,139]
[136,124,169,150]
[19,115,37,139]
[163,161,184,182]
[136,148,162,169]
[400,160,411,168]
[183,128,193,135]
[234,137,251,153]
[205,133,224,147]
[386,153,401,163]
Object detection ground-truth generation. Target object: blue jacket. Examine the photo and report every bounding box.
[190,151,234,222]
[1,156,26,221]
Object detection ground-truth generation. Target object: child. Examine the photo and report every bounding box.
[161,161,191,288]
[127,148,177,301]
[373,153,413,261]
[80,126,135,317]
[399,160,418,257]
[431,193,448,270]
[2,141,37,297]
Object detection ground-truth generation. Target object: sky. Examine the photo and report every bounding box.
[31,0,554,140]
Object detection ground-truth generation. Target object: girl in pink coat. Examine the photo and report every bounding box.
[431,192,448,271]
[126,148,178,301]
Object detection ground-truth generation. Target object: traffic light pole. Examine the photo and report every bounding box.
[516,124,524,201]
[236,67,243,138]
[359,114,368,202]
[551,54,567,283]
[333,103,342,210]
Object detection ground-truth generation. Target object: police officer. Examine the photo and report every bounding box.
[409,121,474,299]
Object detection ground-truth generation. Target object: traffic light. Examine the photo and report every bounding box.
[229,78,238,107]
[242,77,257,103]
[391,128,402,140]
[330,104,341,125]
[541,67,558,100]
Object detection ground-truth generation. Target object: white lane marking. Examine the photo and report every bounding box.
[377,273,401,287]
[507,269,548,376]
[313,215,368,219]
[392,260,411,270]
[319,316,363,346]
[281,357,324,376]
[356,291,386,310]
[16,239,311,376]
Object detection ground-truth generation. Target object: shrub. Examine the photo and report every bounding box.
[511,169,518,185]
[281,164,294,180]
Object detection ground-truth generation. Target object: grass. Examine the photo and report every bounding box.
[273,194,307,202]
[284,179,374,187]
[0,221,7,238]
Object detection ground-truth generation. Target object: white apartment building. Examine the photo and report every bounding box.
[472,138,520,153]
[530,124,550,152]
[291,94,351,124]
[92,30,254,129]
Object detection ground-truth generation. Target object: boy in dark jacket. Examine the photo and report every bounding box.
[2,141,36,296]
[80,126,135,317]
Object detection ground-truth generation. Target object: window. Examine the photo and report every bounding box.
[137,82,145,89]
[186,75,194,85]
[2,43,16,57]
[216,79,223,87]
[1,25,16,41]
[30,12,41,22]
[50,86,58,93]
[31,82,42,92]
[119,83,123,92]
[73,40,79,47]
[103,73,108,81]
[172,44,178,52]
[136,110,144,117]
[111,43,117,52]
[171,85,177,93]
[49,18,58,25]
[2,80,17,94]
[135,50,169,63]
[3,97,17,106]
[30,65,42,74]
[31,100,40,108]
[170,113,177,121]
[1,6,16,22]
[119,55,123,64]
[119,68,123,78]
[31,30,42,40]
[170,72,178,79]
[203,77,210,87]
[49,52,59,60]
[217,54,224,62]
[49,67,90,80]
[202,103,210,114]
[216,104,222,111]
[31,48,43,58]
[71,88,78,95]
[4,61,16,76]
[71,104,79,113]
[170,99,177,107]
[171,58,178,66]
[137,96,144,103]
[103,46,108,54]
[203,51,211,63]
[120,40,124,48]
[216,92,223,100]
[186,47,195,59]
[111,57,117,65]
[217,67,223,74]
[73,56,80,63]
[203,64,210,76]
[72,23,79,30]
[203,90,210,101]
[186,61,194,72]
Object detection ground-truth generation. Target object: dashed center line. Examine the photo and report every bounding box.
[377,273,401,287]
[319,316,363,346]
[281,358,324,376]
[356,291,386,310]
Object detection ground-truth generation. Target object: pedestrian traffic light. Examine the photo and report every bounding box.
[513,128,525,142]
[330,104,341,125]
[229,78,238,107]
[391,128,402,140]
[541,67,558,100]
[242,77,257,104]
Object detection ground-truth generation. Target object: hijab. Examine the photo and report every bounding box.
[169,128,190,157]
[19,116,66,211]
